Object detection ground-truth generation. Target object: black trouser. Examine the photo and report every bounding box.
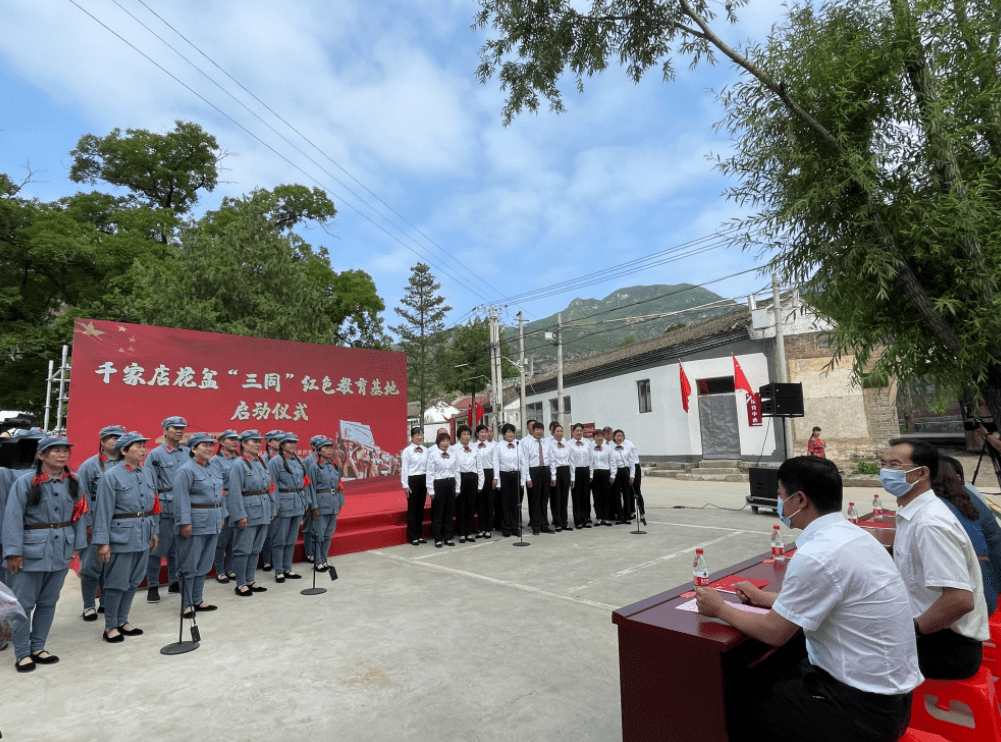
[592,469,611,521]
[430,478,455,542]
[499,470,521,535]
[493,485,503,530]
[633,463,645,516]
[406,475,427,541]
[527,465,550,531]
[477,468,495,533]
[456,472,478,537]
[728,660,912,742]
[611,466,633,521]
[551,465,571,528]
[916,628,983,680]
[572,467,591,526]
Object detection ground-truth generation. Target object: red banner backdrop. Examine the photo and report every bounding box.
[67,320,407,486]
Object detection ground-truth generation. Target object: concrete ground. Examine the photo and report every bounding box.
[3,478,993,742]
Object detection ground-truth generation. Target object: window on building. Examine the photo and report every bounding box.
[549,396,571,416]
[697,377,736,395]
[637,379,652,413]
[526,401,543,421]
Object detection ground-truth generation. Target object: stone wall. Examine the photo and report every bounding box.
[782,333,896,463]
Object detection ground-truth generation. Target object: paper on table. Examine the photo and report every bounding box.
[675,598,770,615]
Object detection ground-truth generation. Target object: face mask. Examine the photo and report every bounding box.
[879,467,921,498]
[777,494,802,528]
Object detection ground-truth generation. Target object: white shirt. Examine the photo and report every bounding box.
[610,441,638,470]
[473,440,498,475]
[548,438,571,478]
[894,491,990,641]
[590,442,613,475]
[400,443,427,489]
[453,443,484,490]
[568,438,591,470]
[772,513,923,694]
[424,448,460,496]
[521,435,551,482]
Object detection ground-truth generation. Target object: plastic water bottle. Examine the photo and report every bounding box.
[771,525,786,561]
[847,502,859,524]
[872,494,883,519]
[693,548,710,587]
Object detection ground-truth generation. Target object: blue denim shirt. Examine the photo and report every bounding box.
[226,456,275,527]
[91,463,159,552]
[172,458,223,536]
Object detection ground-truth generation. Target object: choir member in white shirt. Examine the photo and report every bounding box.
[589,429,614,526]
[548,425,573,531]
[473,425,497,539]
[453,426,484,543]
[495,424,523,538]
[568,423,593,528]
[522,424,554,535]
[610,430,639,524]
[400,428,429,546]
[425,432,460,548]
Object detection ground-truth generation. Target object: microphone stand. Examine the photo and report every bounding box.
[514,482,530,548]
[301,511,327,596]
[160,570,199,655]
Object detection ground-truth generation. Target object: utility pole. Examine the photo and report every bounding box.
[556,312,564,428]
[518,311,527,436]
[772,274,793,459]
[488,306,503,427]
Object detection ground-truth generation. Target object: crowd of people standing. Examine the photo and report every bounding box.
[400,419,644,548]
[0,419,343,673]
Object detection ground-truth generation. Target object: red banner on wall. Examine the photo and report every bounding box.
[66,319,407,485]
[747,392,763,427]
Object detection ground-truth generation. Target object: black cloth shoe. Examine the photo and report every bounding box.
[30,650,60,664]
[445,540,456,546]
[274,574,286,584]
[194,603,218,612]
[146,587,160,603]
[283,572,302,580]
[235,586,253,597]
[262,563,273,572]
[102,630,125,644]
[97,602,105,613]
[540,526,554,534]
[168,582,181,594]
[15,656,36,671]
[117,625,143,636]
[248,584,268,592]
[82,607,98,622]
[418,538,428,544]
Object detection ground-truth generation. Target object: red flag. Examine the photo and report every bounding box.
[679,362,692,413]
[733,355,754,398]
[466,401,485,427]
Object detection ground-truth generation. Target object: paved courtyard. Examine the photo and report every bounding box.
[2,476,978,742]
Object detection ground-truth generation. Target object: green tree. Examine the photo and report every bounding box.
[439,317,520,395]
[70,120,222,217]
[127,185,387,346]
[474,0,1001,423]
[390,264,451,422]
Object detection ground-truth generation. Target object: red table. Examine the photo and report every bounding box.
[611,549,804,742]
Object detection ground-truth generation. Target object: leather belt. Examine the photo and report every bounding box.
[315,489,334,494]
[113,510,155,519]
[278,488,303,493]
[159,487,173,493]
[190,503,221,509]
[242,489,268,496]
[24,520,73,530]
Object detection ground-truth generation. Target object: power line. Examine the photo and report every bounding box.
[70,0,494,304]
[127,0,504,302]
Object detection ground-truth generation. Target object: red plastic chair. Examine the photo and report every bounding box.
[985,598,1001,665]
[897,728,950,742]
[911,665,1001,741]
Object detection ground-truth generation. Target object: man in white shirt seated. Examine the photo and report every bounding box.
[882,438,990,679]
[696,456,921,742]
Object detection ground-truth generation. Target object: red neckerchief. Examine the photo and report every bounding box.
[594,445,603,451]
[31,472,50,486]
[507,443,515,449]
[576,441,583,446]
[478,442,486,448]
[196,459,208,467]
[414,445,423,453]
[557,442,565,448]
[441,451,450,458]
[463,446,471,453]
[616,445,623,450]
[99,451,109,462]
[243,454,256,461]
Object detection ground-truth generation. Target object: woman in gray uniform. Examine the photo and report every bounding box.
[266,432,312,583]
[227,430,275,596]
[304,438,343,572]
[76,424,125,621]
[92,432,159,642]
[173,433,223,616]
[211,430,240,583]
[2,436,88,672]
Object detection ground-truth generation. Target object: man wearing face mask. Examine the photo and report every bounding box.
[696,457,921,742]
[881,438,989,680]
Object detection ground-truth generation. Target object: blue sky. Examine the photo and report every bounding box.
[0,0,785,334]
